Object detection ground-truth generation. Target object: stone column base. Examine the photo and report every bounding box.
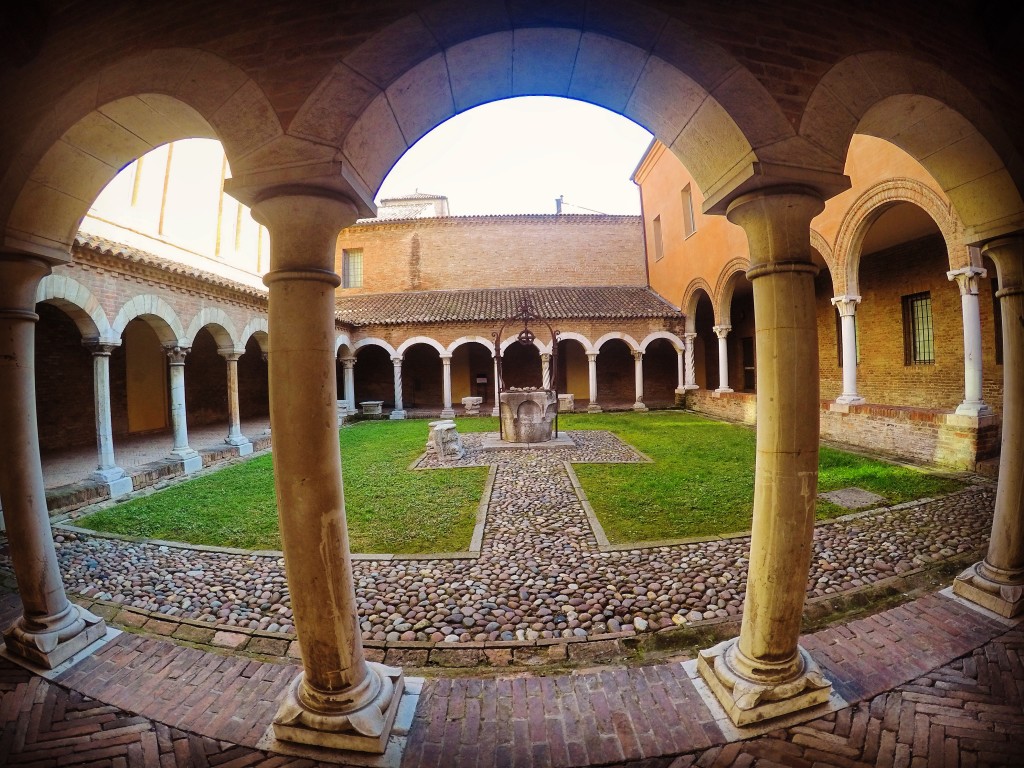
[713,388,734,397]
[953,562,1024,618]
[697,639,832,726]
[587,404,602,413]
[170,449,202,474]
[389,410,407,420]
[439,408,456,418]
[273,663,404,754]
[633,402,648,412]
[91,468,134,499]
[684,384,699,391]
[835,394,865,405]
[3,604,106,669]
[955,401,993,417]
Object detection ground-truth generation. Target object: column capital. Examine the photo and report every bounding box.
[165,345,190,365]
[219,349,244,363]
[947,266,987,296]
[83,341,121,356]
[712,325,732,339]
[0,253,53,313]
[830,295,862,316]
[684,331,698,341]
[439,354,453,363]
[540,352,551,362]
[391,355,403,365]
[981,236,1024,295]
[631,349,643,362]
[341,356,356,369]
[725,186,825,273]
[586,351,599,362]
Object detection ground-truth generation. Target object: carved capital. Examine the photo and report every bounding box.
[712,325,732,340]
[830,294,861,317]
[165,346,190,365]
[947,266,986,296]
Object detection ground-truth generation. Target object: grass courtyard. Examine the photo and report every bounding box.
[76,411,965,553]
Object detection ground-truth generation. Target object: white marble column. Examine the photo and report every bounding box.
[831,295,865,405]
[165,346,202,473]
[697,187,832,725]
[492,356,501,417]
[85,342,133,497]
[221,350,253,455]
[953,237,1024,617]
[586,351,602,412]
[541,353,551,390]
[947,267,992,416]
[389,356,406,420]
[0,253,105,668]
[632,350,648,411]
[713,325,733,393]
[683,332,699,390]
[247,190,404,753]
[341,356,356,412]
[440,354,455,418]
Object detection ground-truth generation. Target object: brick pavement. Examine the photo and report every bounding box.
[1,589,1020,766]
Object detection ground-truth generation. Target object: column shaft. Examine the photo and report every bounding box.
[252,192,402,752]
[586,352,601,412]
[697,188,831,726]
[390,357,406,419]
[713,326,732,393]
[541,353,551,390]
[0,254,104,668]
[166,348,201,472]
[440,355,455,418]
[342,358,356,412]
[632,350,647,411]
[492,356,501,417]
[831,296,864,405]
[948,268,991,415]
[223,352,252,453]
[684,332,698,389]
[954,238,1024,616]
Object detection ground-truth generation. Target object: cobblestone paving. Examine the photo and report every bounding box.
[1,432,994,646]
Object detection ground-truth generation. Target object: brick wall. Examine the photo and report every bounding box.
[336,216,646,295]
[238,336,268,420]
[185,328,228,427]
[35,303,96,451]
[817,235,1003,414]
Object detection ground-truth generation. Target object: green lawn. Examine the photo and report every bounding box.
[562,411,965,543]
[75,410,965,552]
[77,419,490,554]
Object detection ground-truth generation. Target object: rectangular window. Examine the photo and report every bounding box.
[681,185,696,238]
[342,248,363,288]
[652,215,664,261]
[992,277,1003,365]
[901,291,934,365]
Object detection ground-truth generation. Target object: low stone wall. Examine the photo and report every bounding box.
[683,390,1000,472]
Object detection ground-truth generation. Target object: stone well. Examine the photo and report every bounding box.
[499,389,557,443]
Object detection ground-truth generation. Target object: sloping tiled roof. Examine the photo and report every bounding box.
[336,287,682,326]
[75,233,267,300]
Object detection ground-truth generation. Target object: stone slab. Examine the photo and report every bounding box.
[817,486,886,509]
[0,626,122,681]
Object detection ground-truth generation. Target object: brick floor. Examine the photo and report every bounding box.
[1,589,1021,766]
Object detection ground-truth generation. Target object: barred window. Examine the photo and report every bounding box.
[342,248,363,289]
[901,292,934,365]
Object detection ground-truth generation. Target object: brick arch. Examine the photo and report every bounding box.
[2,48,282,260]
[353,337,398,357]
[295,7,796,203]
[835,178,968,296]
[551,331,595,355]
[396,335,446,357]
[112,295,186,347]
[801,52,1024,240]
[713,257,752,326]
[36,275,112,343]
[594,332,640,353]
[186,308,239,352]
[681,278,715,334]
[810,229,840,288]
[334,333,353,357]
[447,336,495,356]
[640,331,683,353]
[241,318,269,353]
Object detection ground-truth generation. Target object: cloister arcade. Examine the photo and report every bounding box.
[0,0,1021,757]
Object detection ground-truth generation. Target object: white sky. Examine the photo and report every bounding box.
[376,97,653,216]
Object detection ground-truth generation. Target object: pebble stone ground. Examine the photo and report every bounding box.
[1,430,995,650]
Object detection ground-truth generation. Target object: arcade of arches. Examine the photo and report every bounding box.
[1,0,1023,757]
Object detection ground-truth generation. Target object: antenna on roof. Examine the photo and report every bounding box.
[555,195,563,214]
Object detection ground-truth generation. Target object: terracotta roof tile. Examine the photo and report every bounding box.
[336,287,681,326]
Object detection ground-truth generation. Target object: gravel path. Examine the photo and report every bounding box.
[1,430,993,644]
